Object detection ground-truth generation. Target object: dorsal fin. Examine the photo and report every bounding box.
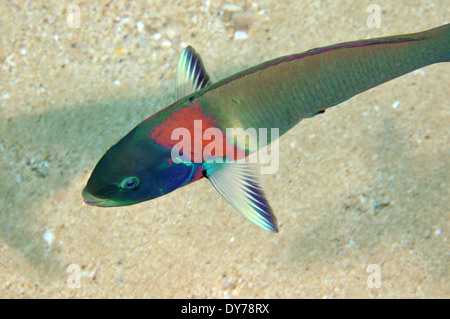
[175,46,212,100]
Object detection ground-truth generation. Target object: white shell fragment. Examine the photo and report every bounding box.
[136,21,145,33]
[223,4,244,13]
[42,229,55,247]
[392,101,400,109]
[234,30,248,40]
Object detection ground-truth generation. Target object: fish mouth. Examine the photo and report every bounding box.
[82,187,110,207]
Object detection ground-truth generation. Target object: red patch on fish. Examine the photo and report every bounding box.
[149,102,243,162]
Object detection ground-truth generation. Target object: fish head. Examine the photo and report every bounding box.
[82,126,200,207]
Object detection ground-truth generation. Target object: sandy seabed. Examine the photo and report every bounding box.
[0,0,449,298]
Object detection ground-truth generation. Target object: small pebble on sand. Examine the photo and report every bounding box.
[42,230,55,247]
[234,30,248,40]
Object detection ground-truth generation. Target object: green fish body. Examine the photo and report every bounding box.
[83,24,449,232]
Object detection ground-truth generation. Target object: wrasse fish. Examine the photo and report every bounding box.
[83,24,449,232]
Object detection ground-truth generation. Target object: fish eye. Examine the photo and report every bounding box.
[120,176,139,190]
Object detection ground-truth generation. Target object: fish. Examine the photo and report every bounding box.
[83,24,449,232]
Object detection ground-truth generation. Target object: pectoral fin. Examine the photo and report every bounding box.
[203,161,278,232]
[175,46,213,100]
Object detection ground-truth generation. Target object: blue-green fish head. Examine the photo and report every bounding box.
[82,126,201,207]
